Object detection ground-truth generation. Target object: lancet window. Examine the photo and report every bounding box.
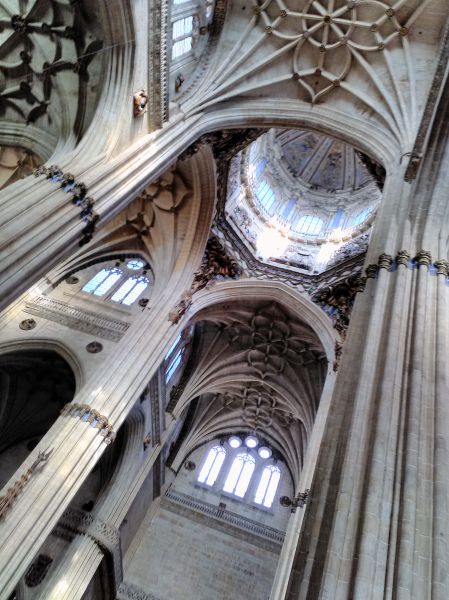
[254,464,281,508]
[223,453,256,498]
[197,446,226,486]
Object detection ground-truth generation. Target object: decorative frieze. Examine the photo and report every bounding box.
[60,404,116,445]
[33,165,99,246]
[0,449,53,519]
[24,295,130,342]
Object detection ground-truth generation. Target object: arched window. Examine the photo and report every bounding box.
[165,334,183,383]
[295,215,323,236]
[82,267,122,296]
[254,464,281,508]
[256,180,276,211]
[197,446,226,486]
[81,259,150,306]
[172,16,194,59]
[223,453,255,498]
[110,275,150,306]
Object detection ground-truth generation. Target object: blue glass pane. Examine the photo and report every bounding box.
[94,272,122,296]
[82,269,110,293]
[256,158,267,178]
[166,349,183,382]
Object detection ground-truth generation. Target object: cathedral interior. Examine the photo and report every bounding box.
[0,1,449,599]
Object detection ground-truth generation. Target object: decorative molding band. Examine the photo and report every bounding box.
[33,165,99,246]
[148,0,168,130]
[0,449,52,519]
[117,582,163,600]
[61,404,116,445]
[365,251,449,279]
[164,490,285,544]
[24,295,130,342]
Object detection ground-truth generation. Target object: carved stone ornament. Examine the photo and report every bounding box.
[415,250,432,267]
[86,341,103,354]
[19,318,36,330]
[365,264,379,279]
[65,275,79,284]
[434,260,449,277]
[133,89,148,117]
[60,403,116,445]
[312,275,365,372]
[378,253,393,270]
[0,449,53,519]
[396,250,411,267]
[169,237,241,323]
[25,554,53,587]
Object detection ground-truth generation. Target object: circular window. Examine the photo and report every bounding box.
[258,446,272,459]
[245,435,258,449]
[229,436,242,449]
[127,259,145,270]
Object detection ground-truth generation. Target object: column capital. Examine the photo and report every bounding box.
[415,250,432,267]
[434,259,449,276]
[396,250,411,267]
[365,264,379,279]
[378,254,394,270]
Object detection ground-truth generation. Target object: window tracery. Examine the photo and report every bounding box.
[197,445,226,486]
[223,453,256,498]
[81,259,151,306]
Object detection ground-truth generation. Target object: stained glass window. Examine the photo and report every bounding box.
[82,268,122,296]
[254,464,281,508]
[197,446,226,486]
[110,275,150,305]
[223,453,255,498]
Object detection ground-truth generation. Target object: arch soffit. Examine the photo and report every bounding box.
[0,339,84,393]
[188,279,339,363]
[189,98,397,171]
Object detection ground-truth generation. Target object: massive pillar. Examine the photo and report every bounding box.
[286,78,449,600]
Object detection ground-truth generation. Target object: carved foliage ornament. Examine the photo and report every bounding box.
[169,237,241,323]
[257,0,410,103]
